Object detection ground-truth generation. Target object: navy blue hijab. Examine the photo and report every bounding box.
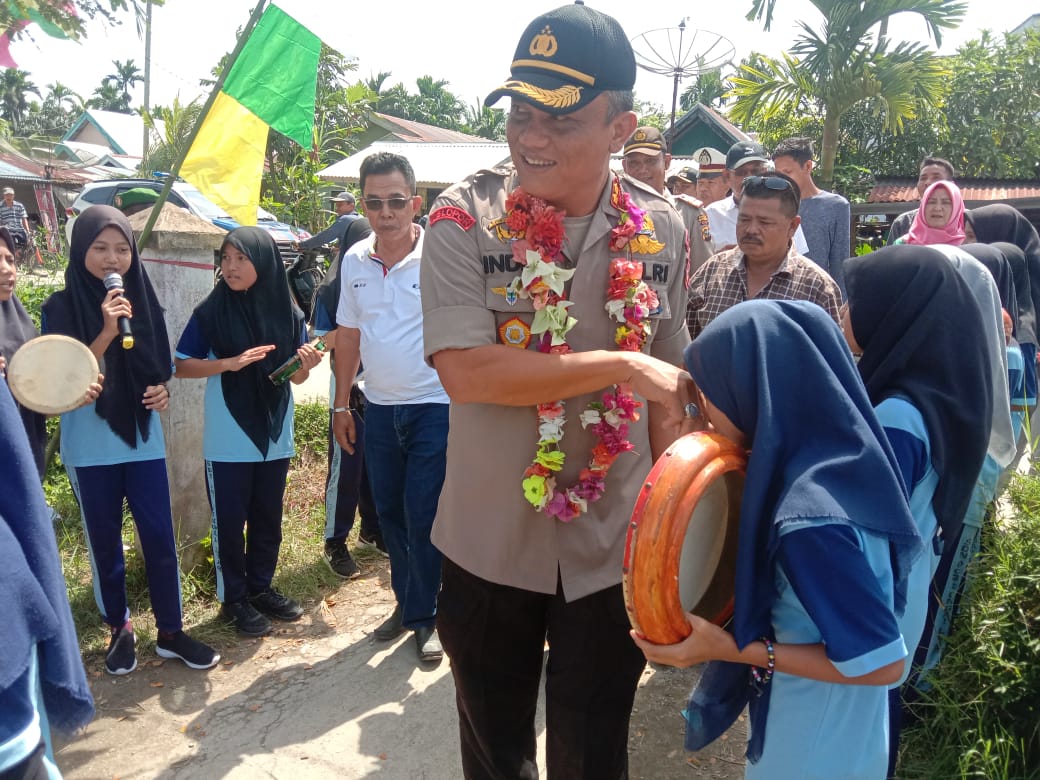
[0,379,94,733]
[681,301,919,759]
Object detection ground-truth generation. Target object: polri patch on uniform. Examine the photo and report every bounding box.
[498,317,532,349]
[429,206,476,231]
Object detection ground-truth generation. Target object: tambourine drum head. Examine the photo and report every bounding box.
[7,335,99,415]
[678,471,741,622]
[623,431,745,646]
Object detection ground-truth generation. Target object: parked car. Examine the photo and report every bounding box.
[68,179,310,262]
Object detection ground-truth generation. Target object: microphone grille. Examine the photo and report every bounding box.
[103,272,123,291]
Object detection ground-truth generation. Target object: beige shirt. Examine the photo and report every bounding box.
[420,165,691,601]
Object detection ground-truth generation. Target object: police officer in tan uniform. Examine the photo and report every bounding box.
[622,125,714,276]
[420,4,697,778]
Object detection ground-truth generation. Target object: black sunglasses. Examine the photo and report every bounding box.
[362,196,412,212]
[742,175,793,192]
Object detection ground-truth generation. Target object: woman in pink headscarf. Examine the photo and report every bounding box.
[901,180,966,246]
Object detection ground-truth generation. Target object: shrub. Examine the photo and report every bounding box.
[898,474,1040,779]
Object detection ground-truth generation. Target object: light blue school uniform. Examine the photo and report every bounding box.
[876,396,940,686]
[175,314,305,463]
[746,522,907,780]
[59,402,166,467]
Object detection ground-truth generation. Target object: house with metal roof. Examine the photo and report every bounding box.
[318,141,510,212]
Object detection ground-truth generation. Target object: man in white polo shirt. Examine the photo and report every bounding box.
[331,151,449,663]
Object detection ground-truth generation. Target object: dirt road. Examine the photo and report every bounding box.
[54,563,747,780]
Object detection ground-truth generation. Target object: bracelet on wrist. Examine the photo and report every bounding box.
[331,406,354,414]
[750,636,775,692]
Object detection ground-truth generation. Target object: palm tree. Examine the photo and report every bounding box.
[104,58,143,108]
[729,0,967,188]
[87,81,128,113]
[0,69,41,134]
[463,100,506,140]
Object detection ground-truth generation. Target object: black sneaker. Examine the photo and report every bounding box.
[323,544,361,579]
[357,529,389,558]
[250,588,304,622]
[156,631,221,670]
[105,623,137,675]
[222,600,272,637]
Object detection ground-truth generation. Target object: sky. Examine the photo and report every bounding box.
[8,0,1033,118]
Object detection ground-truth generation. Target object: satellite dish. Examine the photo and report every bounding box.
[631,21,735,133]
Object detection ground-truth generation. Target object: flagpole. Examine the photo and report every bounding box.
[138,0,269,247]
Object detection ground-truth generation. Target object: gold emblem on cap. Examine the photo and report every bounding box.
[530,25,558,58]
[501,80,582,109]
[633,129,647,142]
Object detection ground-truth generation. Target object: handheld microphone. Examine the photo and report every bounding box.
[102,272,135,350]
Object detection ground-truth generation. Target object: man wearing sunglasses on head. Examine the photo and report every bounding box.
[330,151,450,665]
[687,171,842,338]
[704,141,810,255]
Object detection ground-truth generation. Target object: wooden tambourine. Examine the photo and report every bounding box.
[623,431,747,645]
[7,335,99,415]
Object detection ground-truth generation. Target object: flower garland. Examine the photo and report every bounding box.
[503,181,660,521]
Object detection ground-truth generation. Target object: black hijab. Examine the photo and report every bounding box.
[0,227,46,474]
[844,245,993,544]
[193,227,304,457]
[313,216,372,321]
[960,243,1018,336]
[990,241,1037,347]
[41,206,171,448]
[969,204,1040,343]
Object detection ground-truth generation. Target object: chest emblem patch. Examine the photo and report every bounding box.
[498,317,532,349]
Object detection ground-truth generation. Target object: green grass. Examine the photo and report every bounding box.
[51,400,378,659]
[897,473,1040,779]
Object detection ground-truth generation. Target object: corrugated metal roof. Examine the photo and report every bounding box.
[318,142,512,187]
[370,113,493,144]
[869,178,1040,204]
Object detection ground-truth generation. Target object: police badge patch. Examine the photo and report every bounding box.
[498,317,532,349]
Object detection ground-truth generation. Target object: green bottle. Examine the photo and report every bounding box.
[268,336,326,385]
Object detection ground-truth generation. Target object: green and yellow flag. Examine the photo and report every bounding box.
[181,4,319,226]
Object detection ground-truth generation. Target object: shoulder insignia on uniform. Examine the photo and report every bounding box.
[429,205,476,231]
[698,212,712,244]
[498,317,532,349]
[676,193,704,209]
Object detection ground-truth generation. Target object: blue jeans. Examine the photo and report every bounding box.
[364,401,448,630]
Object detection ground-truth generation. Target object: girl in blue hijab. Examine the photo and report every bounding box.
[633,300,920,778]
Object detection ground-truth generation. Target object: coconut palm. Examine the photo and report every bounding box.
[104,58,143,108]
[0,69,41,134]
[729,0,967,188]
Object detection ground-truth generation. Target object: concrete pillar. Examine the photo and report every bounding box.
[130,205,225,569]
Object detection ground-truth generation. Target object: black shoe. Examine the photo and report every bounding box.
[373,604,406,640]
[250,588,304,622]
[222,600,272,636]
[357,529,389,558]
[157,630,221,669]
[323,544,361,579]
[414,625,443,662]
[105,623,137,675]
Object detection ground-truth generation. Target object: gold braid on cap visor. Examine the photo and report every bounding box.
[501,80,583,109]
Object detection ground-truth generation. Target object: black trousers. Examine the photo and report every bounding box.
[438,557,646,780]
[206,458,290,604]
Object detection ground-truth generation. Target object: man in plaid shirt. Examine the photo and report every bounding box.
[687,172,841,339]
[0,187,29,247]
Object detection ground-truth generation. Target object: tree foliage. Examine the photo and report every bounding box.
[733,29,1040,189]
[729,0,967,188]
[0,69,40,134]
[2,1,162,41]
